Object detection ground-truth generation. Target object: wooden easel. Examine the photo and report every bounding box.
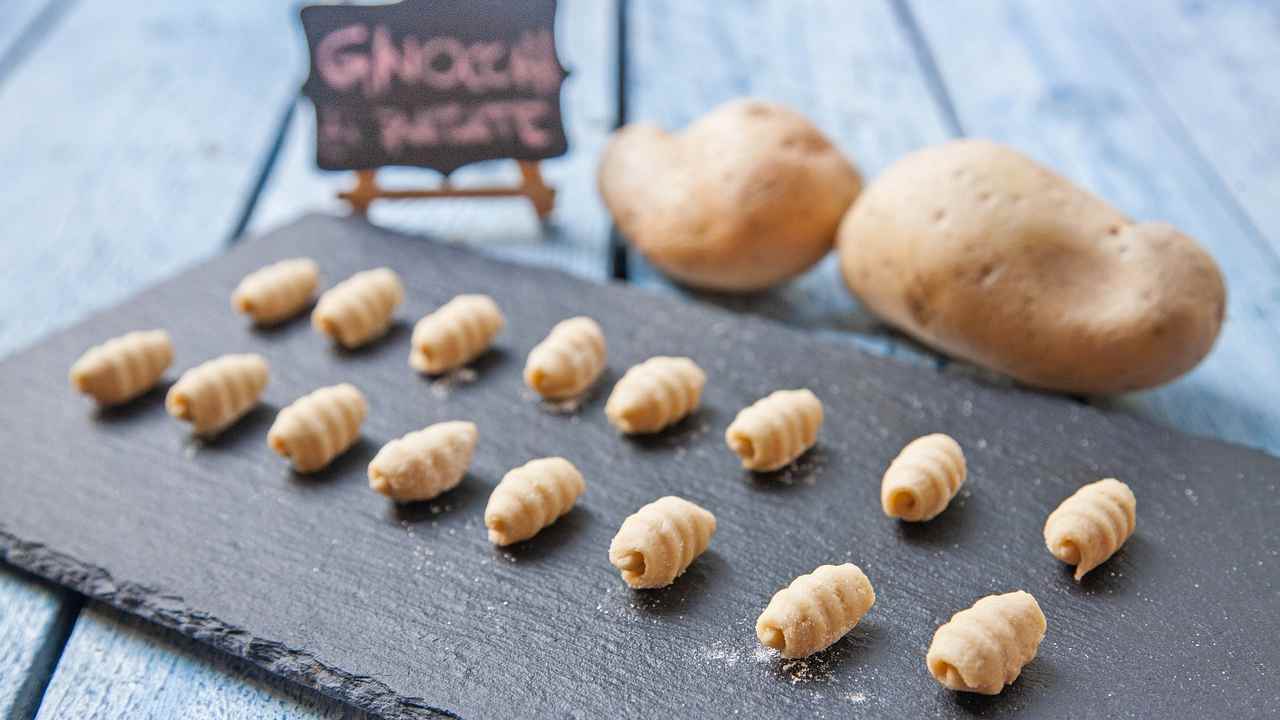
[338,161,556,219]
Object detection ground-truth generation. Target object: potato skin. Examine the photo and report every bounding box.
[837,140,1226,395]
[599,99,862,292]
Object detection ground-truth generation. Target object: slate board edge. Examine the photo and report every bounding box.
[0,528,450,720]
[1,212,1275,719]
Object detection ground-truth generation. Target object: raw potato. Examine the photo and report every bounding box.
[837,140,1226,394]
[599,98,862,292]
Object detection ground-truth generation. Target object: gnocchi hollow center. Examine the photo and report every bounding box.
[267,383,367,473]
[485,457,585,546]
[69,329,173,406]
[312,267,404,349]
[165,353,268,437]
[232,257,319,325]
[608,496,716,589]
[524,316,607,400]
[756,563,876,658]
[368,421,478,503]
[725,388,823,471]
[605,356,706,434]
[927,590,1046,695]
[410,294,505,374]
[881,433,966,521]
[1044,478,1136,580]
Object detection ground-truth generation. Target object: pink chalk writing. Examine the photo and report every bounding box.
[375,99,553,153]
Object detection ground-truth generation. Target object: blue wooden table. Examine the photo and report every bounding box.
[2,1,1277,717]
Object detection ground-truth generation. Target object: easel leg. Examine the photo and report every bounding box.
[518,161,556,220]
[344,170,380,216]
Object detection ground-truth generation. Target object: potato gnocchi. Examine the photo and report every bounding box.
[756,563,876,659]
[524,316,607,400]
[312,267,404,349]
[267,383,367,473]
[69,329,173,406]
[881,433,966,521]
[725,389,823,471]
[605,356,706,434]
[367,421,478,503]
[410,294,505,374]
[232,258,319,325]
[609,496,716,589]
[927,591,1046,695]
[1044,478,1136,580]
[485,457,585,546]
[165,353,268,437]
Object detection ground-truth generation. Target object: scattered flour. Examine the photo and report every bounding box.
[429,367,478,398]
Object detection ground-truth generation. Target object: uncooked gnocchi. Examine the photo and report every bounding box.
[312,268,404,349]
[881,433,966,521]
[524,316,607,400]
[485,457,585,546]
[232,257,319,325]
[69,329,173,406]
[725,389,823,471]
[1044,478,1136,580]
[756,563,876,659]
[927,591,1046,695]
[609,496,716,589]
[267,383,367,473]
[367,421,478,502]
[605,356,706,434]
[165,353,268,437]
[410,294,505,374]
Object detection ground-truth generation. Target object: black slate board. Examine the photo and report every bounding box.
[1,214,1277,719]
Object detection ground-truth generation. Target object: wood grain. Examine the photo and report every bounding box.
[251,0,618,283]
[1,214,1276,718]
[0,569,75,719]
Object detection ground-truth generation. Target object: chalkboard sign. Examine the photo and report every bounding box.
[300,0,569,175]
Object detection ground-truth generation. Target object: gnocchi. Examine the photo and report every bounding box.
[756,563,876,658]
[609,496,716,589]
[165,353,268,437]
[367,421,478,502]
[410,294,505,374]
[927,591,1046,695]
[484,457,585,546]
[605,356,706,434]
[69,329,173,406]
[725,389,823,471]
[881,433,966,521]
[232,258,319,325]
[267,383,367,473]
[1044,478,1136,580]
[312,268,404,349]
[524,316,607,400]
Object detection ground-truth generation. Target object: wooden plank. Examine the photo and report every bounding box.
[35,603,374,720]
[0,0,64,80]
[621,0,953,364]
[1098,0,1280,253]
[899,0,1280,455]
[0,569,76,720]
[249,0,618,283]
[0,0,303,356]
[2,214,1278,718]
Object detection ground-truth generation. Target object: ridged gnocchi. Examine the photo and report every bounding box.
[605,356,706,434]
[312,267,404,348]
[927,591,1046,695]
[69,329,173,406]
[524,316,607,400]
[267,384,367,473]
[725,389,823,471]
[410,294,505,374]
[485,457,585,546]
[165,353,268,437]
[367,421,478,502]
[232,258,319,325]
[609,496,716,588]
[1044,478,1136,580]
[756,563,876,659]
[881,433,966,521]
